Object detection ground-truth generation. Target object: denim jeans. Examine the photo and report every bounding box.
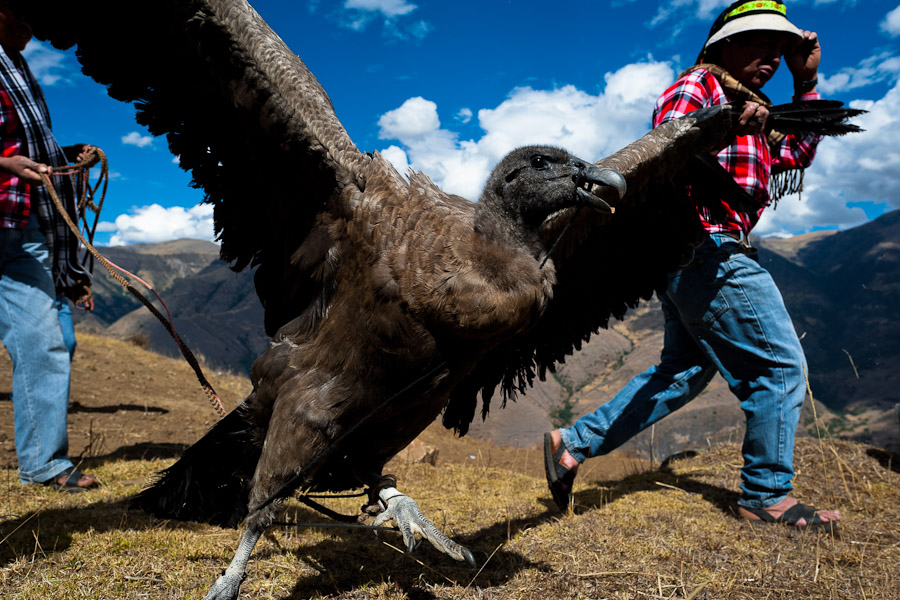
[55,294,77,359]
[0,213,74,484]
[560,233,807,508]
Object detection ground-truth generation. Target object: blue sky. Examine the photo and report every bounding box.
[25,0,900,244]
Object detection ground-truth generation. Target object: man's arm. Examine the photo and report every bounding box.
[653,69,719,128]
[771,30,822,171]
[654,69,769,147]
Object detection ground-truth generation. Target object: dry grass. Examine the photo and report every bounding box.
[0,437,897,599]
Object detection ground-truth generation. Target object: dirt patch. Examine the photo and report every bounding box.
[0,333,252,471]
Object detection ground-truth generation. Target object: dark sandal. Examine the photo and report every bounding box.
[544,432,576,512]
[44,466,99,493]
[742,502,838,531]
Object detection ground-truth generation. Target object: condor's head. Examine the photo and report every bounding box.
[476,145,626,251]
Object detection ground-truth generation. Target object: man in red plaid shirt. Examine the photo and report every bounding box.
[546,1,841,530]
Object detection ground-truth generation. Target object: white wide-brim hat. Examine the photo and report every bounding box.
[704,2,802,49]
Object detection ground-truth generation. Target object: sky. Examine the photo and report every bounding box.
[25,0,900,245]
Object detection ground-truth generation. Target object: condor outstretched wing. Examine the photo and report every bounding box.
[444,98,865,433]
[14,0,369,335]
[443,106,736,433]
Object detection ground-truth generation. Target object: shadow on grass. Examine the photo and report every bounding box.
[273,465,740,599]
[90,441,189,463]
[567,459,741,521]
[275,506,556,600]
[866,447,900,474]
[68,401,168,415]
[0,494,203,567]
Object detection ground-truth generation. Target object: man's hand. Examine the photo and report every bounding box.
[0,155,50,184]
[76,293,95,312]
[786,30,820,83]
[73,287,95,312]
[75,144,100,168]
[736,101,769,136]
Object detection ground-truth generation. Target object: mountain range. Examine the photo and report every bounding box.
[74,209,900,453]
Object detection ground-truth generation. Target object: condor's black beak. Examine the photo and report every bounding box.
[573,163,626,214]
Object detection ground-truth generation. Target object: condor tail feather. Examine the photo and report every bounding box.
[131,407,260,528]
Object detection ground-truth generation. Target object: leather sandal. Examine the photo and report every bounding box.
[43,466,100,493]
[741,502,838,532]
[544,432,577,512]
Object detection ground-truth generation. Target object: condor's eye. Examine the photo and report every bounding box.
[530,155,549,169]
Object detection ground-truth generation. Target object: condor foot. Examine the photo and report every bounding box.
[373,487,476,566]
[202,568,245,600]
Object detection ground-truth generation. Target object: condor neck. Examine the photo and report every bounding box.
[473,201,544,260]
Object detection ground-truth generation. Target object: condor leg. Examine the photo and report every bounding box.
[202,492,281,600]
[202,524,265,600]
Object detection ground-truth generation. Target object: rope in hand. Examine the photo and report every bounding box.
[41,146,227,419]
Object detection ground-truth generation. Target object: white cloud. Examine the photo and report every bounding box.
[379,145,411,175]
[649,0,731,28]
[457,108,473,124]
[21,41,70,86]
[106,203,215,246]
[344,0,416,18]
[121,131,154,148]
[819,51,900,94]
[696,0,732,16]
[754,80,900,236]
[378,96,442,139]
[881,5,900,37]
[339,0,429,38]
[95,221,117,233]
[647,1,849,34]
[375,58,894,237]
[90,169,123,182]
[377,61,675,200]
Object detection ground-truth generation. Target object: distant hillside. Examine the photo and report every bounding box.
[78,212,900,452]
[758,210,900,439]
[78,239,220,325]
[73,239,266,375]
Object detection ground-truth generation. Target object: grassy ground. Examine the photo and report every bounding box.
[0,436,896,599]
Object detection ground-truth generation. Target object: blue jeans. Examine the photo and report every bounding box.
[560,233,807,508]
[0,214,75,484]
[55,294,77,359]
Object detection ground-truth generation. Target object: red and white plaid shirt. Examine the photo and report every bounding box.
[0,86,30,230]
[652,67,820,235]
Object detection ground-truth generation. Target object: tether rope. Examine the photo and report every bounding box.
[42,147,227,419]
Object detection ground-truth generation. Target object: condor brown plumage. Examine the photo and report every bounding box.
[14,1,749,598]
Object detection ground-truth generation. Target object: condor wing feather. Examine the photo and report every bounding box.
[13,0,369,335]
